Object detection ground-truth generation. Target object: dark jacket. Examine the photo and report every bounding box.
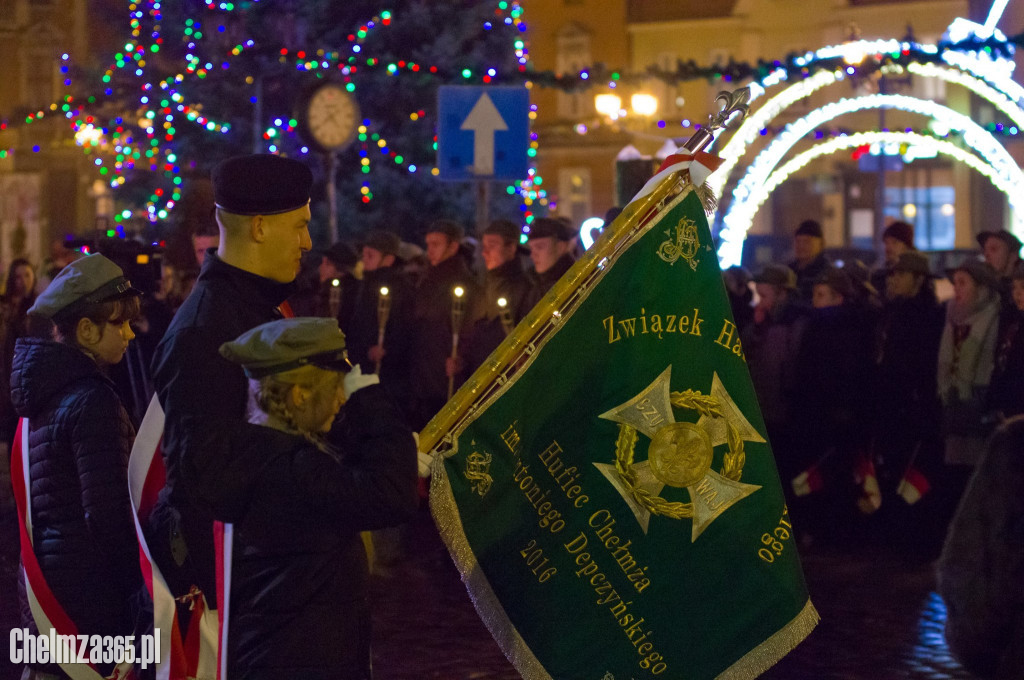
[938,416,1024,679]
[524,253,575,312]
[460,258,531,376]
[229,384,417,679]
[149,253,295,604]
[340,265,414,389]
[988,308,1024,419]
[11,338,142,676]
[793,302,875,447]
[742,298,807,429]
[789,253,832,301]
[408,255,476,427]
[875,287,945,447]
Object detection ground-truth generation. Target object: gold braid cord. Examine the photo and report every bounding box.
[613,389,747,519]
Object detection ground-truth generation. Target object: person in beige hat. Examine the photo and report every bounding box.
[217,316,417,679]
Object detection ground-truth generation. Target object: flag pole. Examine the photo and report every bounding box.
[420,86,751,455]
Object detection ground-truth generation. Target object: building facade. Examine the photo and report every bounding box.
[524,0,1024,267]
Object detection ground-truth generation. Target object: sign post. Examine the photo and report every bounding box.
[438,86,530,233]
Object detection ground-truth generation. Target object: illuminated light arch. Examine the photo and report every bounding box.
[711,62,1024,195]
[717,131,1024,266]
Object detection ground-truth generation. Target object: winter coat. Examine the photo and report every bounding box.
[523,253,575,312]
[742,298,807,428]
[938,292,1000,465]
[788,254,832,301]
[460,258,532,376]
[340,265,414,388]
[408,255,477,427]
[875,288,945,447]
[149,252,296,604]
[11,338,142,676]
[228,384,417,679]
[987,308,1024,419]
[938,416,1024,679]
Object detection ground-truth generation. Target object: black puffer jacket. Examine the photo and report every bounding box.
[11,338,142,673]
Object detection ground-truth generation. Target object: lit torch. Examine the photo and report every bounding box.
[497,296,514,336]
[448,285,466,400]
[329,278,342,319]
[375,286,391,375]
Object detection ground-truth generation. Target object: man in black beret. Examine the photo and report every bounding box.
[524,217,576,311]
[146,154,316,641]
[871,221,916,295]
[450,219,531,383]
[341,229,415,417]
[408,219,476,429]
[788,219,832,300]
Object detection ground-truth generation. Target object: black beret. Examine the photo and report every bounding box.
[212,154,313,216]
[794,219,823,238]
[882,221,916,250]
[361,230,401,257]
[482,219,522,245]
[323,242,357,269]
[425,219,464,244]
[528,217,572,242]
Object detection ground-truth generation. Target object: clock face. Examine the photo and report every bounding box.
[306,84,359,150]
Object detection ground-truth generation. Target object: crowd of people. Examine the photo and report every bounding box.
[0,149,1022,678]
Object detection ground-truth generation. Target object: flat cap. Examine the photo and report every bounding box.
[425,219,464,244]
[753,263,797,290]
[976,229,1023,254]
[794,219,823,239]
[883,221,916,250]
[888,251,933,278]
[220,317,350,379]
[361,230,401,257]
[947,258,1000,291]
[528,217,572,242]
[212,154,313,216]
[29,253,140,319]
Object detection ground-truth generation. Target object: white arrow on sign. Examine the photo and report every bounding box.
[460,92,508,175]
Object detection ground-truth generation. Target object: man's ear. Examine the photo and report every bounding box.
[250,215,266,244]
[75,317,100,347]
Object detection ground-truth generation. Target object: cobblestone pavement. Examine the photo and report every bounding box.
[370,509,980,680]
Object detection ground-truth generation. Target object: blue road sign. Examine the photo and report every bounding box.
[437,86,529,181]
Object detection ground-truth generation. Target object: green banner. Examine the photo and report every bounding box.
[429,185,817,680]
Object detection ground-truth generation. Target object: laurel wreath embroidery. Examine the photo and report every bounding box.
[613,389,747,519]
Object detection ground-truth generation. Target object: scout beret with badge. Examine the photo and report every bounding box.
[29,253,141,320]
[212,154,313,216]
[219,317,352,379]
[361,230,402,257]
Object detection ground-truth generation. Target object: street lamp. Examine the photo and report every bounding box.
[595,94,623,119]
[630,93,658,117]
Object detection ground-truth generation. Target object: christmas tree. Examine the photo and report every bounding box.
[52,0,532,251]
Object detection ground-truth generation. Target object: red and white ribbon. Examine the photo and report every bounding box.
[12,418,105,680]
[129,396,219,680]
[631,150,725,202]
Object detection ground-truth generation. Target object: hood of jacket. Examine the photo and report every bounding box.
[10,337,108,419]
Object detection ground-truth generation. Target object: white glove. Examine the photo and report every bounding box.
[343,365,380,398]
[412,433,432,478]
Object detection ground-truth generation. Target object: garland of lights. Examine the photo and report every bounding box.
[716,131,1023,267]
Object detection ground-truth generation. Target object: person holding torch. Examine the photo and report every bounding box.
[409,220,475,430]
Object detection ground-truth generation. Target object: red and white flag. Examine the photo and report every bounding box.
[128,396,222,680]
[854,452,882,514]
[897,466,931,505]
[791,464,825,497]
